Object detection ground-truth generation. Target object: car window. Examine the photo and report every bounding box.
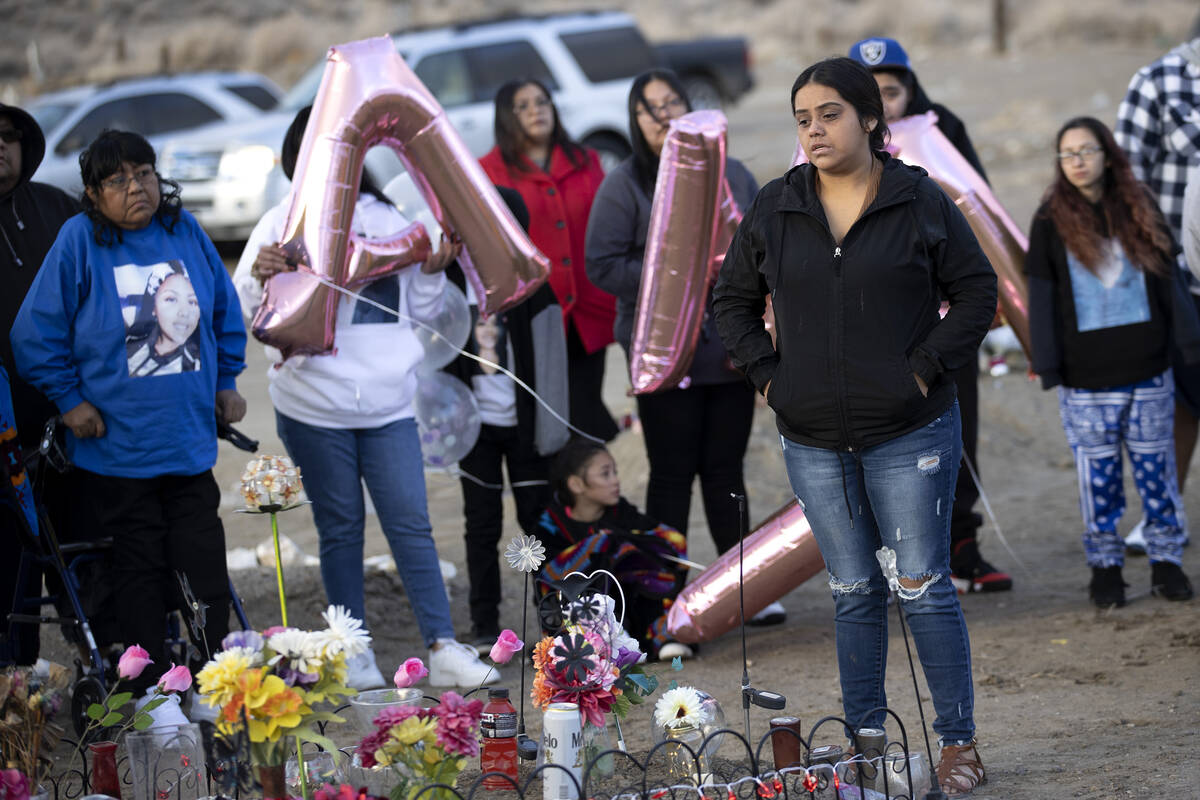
[464,41,559,104]
[27,101,78,137]
[223,83,279,111]
[57,97,140,154]
[415,50,474,108]
[135,93,224,136]
[55,92,224,155]
[560,27,657,83]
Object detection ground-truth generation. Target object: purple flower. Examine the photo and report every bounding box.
[221,630,264,651]
[1,769,30,800]
[276,665,319,687]
[614,646,642,668]
[433,691,483,758]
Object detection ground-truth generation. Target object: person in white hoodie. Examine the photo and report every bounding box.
[234,107,497,690]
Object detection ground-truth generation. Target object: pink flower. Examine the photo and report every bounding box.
[488,630,524,664]
[2,769,30,800]
[393,657,428,688]
[157,663,192,693]
[261,625,291,637]
[433,691,483,758]
[117,645,153,680]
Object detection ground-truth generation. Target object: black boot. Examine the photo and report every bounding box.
[1150,562,1194,601]
[1089,565,1127,608]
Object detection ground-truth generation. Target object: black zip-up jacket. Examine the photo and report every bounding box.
[713,154,997,450]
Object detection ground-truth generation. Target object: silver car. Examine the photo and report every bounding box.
[159,10,653,241]
[27,72,281,198]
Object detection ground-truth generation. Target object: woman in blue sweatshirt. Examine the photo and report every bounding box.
[11,131,247,724]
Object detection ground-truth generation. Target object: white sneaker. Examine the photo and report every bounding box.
[658,642,694,661]
[748,601,786,627]
[346,649,387,690]
[428,639,499,687]
[134,688,190,729]
[1124,518,1148,555]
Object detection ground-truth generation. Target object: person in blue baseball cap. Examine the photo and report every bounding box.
[849,36,1014,598]
[848,37,988,181]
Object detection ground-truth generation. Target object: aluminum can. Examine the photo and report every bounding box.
[542,702,582,800]
[852,727,887,788]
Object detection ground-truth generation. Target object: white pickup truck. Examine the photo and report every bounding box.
[159,10,659,241]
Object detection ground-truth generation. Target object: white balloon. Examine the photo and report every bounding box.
[416,283,471,370]
[414,372,481,467]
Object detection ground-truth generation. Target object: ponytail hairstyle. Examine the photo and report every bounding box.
[549,437,610,507]
[1042,116,1172,275]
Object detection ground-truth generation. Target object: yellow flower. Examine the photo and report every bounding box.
[197,650,255,706]
[389,715,437,747]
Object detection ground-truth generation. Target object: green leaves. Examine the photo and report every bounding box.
[107,691,133,709]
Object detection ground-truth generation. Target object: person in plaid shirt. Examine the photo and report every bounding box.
[1115,38,1200,553]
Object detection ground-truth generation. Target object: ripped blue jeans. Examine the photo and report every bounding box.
[780,402,975,745]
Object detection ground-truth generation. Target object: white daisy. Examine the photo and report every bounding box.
[267,628,325,674]
[654,686,707,730]
[317,604,372,658]
[504,534,547,573]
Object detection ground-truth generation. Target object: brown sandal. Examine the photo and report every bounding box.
[937,740,986,796]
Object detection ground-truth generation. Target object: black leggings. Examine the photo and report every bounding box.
[636,380,755,553]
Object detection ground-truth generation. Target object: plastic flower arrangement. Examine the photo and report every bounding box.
[195,605,363,764]
[240,454,304,511]
[530,593,658,727]
[0,663,70,793]
[356,682,483,800]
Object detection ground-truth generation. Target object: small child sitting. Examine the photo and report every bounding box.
[534,438,691,660]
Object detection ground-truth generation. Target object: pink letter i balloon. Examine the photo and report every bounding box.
[252,37,550,360]
[630,110,732,395]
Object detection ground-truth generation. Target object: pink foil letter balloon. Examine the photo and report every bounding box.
[666,499,825,644]
[629,111,730,395]
[253,37,550,359]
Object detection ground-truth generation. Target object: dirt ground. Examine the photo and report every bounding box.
[38,42,1200,800]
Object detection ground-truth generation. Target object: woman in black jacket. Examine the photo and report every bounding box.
[713,58,996,796]
[1026,116,1197,608]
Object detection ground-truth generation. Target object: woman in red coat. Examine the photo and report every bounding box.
[480,79,618,442]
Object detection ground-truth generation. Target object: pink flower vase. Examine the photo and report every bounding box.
[89,740,122,799]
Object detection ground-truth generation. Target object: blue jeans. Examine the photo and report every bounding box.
[276,412,455,647]
[1057,370,1186,566]
[780,403,975,746]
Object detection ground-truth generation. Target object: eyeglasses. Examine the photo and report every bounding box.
[100,166,157,192]
[637,97,686,119]
[513,96,552,115]
[0,128,22,144]
[1057,145,1103,163]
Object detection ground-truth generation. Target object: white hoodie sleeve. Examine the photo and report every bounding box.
[232,203,287,321]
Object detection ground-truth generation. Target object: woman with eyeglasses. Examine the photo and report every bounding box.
[585,69,761,599]
[11,130,248,726]
[480,79,617,443]
[1026,116,1199,608]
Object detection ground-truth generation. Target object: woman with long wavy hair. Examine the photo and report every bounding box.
[1026,115,1200,608]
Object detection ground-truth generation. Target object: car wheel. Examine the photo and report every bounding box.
[582,132,631,174]
[682,75,723,110]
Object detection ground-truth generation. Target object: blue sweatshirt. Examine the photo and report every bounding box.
[11,210,246,478]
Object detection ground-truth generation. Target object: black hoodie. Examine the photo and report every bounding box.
[713,154,997,450]
[1,103,78,448]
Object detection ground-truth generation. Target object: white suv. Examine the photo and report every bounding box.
[159,10,653,241]
[26,73,281,197]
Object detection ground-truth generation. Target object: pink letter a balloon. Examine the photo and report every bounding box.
[254,37,550,359]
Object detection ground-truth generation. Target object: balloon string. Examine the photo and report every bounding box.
[308,272,606,446]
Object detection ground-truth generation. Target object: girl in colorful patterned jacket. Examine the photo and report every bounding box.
[534,437,691,661]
